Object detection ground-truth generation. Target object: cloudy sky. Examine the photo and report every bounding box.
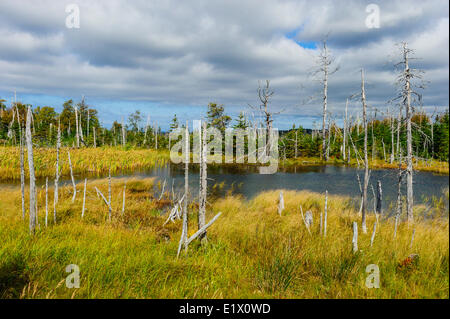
[0,0,448,129]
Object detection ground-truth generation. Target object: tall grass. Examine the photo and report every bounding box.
[0,146,170,181]
[0,180,448,298]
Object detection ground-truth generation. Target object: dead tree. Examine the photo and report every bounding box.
[75,104,80,148]
[394,42,425,224]
[313,38,339,160]
[26,106,37,235]
[278,191,284,216]
[45,178,48,227]
[343,99,348,161]
[390,109,395,164]
[108,166,112,221]
[121,117,126,147]
[54,120,61,222]
[198,120,207,242]
[394,153,403,239]
[68,151,76,202]
[20,128,25,219]
[122,183,126,215]
[376,180,382,217]
[250,80,282,156]
[323,190,328,237]
[177,122,189,258]
[95,186,112,220]
[300,205,312,235]
[361,69,369,233]
[352,222,358,253]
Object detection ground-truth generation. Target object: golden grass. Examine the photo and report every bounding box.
[284,156,449,175]
[0,146,170,181]
[0,179,448,299]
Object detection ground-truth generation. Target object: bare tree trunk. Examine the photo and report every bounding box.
[144,115,150,146]
[390,114,395,164]
[322,44,329,160]
[370,221,377,247]
[45,177,48,227]
[108,165,112,222]
[177,122,189,258]
[396,107,402,161]
[68,151,76,202]
[295,130,298,158]
[198,121,207,242]
[155,121,158,150]
[394,153,403,239]
[403,43,414,225]
[93,127,97,148]
[352,222,358,253]
[75,105,79,148]
[376,180,382,217]
[87,109,90,141]
[121,117,126,147]
[122,184,126,215]
[343,99,348,161]
[54,120,60,223]
[323,190,328,237]
[26,106,37,235]
[361,69,369,233]
[20,129,25,219]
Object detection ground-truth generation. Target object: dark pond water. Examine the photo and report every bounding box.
[2,164,448,211]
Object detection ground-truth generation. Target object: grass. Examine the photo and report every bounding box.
[284,156,449,175]
[0,178,448,299]
[0,146,170,181]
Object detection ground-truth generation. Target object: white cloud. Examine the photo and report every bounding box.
[0,0,447,128]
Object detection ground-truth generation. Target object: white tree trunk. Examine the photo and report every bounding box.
[404,43,414,224]
[198,121,207,242]
[54,120,61,223]
[323,190,328,237]
[20,128,25,219]
[45,177,48,227]
[26,106,37,235]
[361,69,369,233]
[68,151,76,202]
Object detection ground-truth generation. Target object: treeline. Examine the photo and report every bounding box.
[0,98,448,161]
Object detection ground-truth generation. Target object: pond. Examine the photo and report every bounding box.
[2,164,448,212]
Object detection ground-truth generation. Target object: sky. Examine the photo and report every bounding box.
[0,0,448,129]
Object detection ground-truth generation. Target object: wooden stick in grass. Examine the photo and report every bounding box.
[352,222,358,253]
[410,228,416,249]
[300,205,312,235]
[95,186,112,218]
[278,191,284,216]
[122,183,126,215]
[370,221,377,247]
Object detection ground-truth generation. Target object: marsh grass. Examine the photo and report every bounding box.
[0,179,448,299]
[0,146,170,181]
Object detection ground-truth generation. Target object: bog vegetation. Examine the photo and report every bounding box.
[0,178,448,298]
